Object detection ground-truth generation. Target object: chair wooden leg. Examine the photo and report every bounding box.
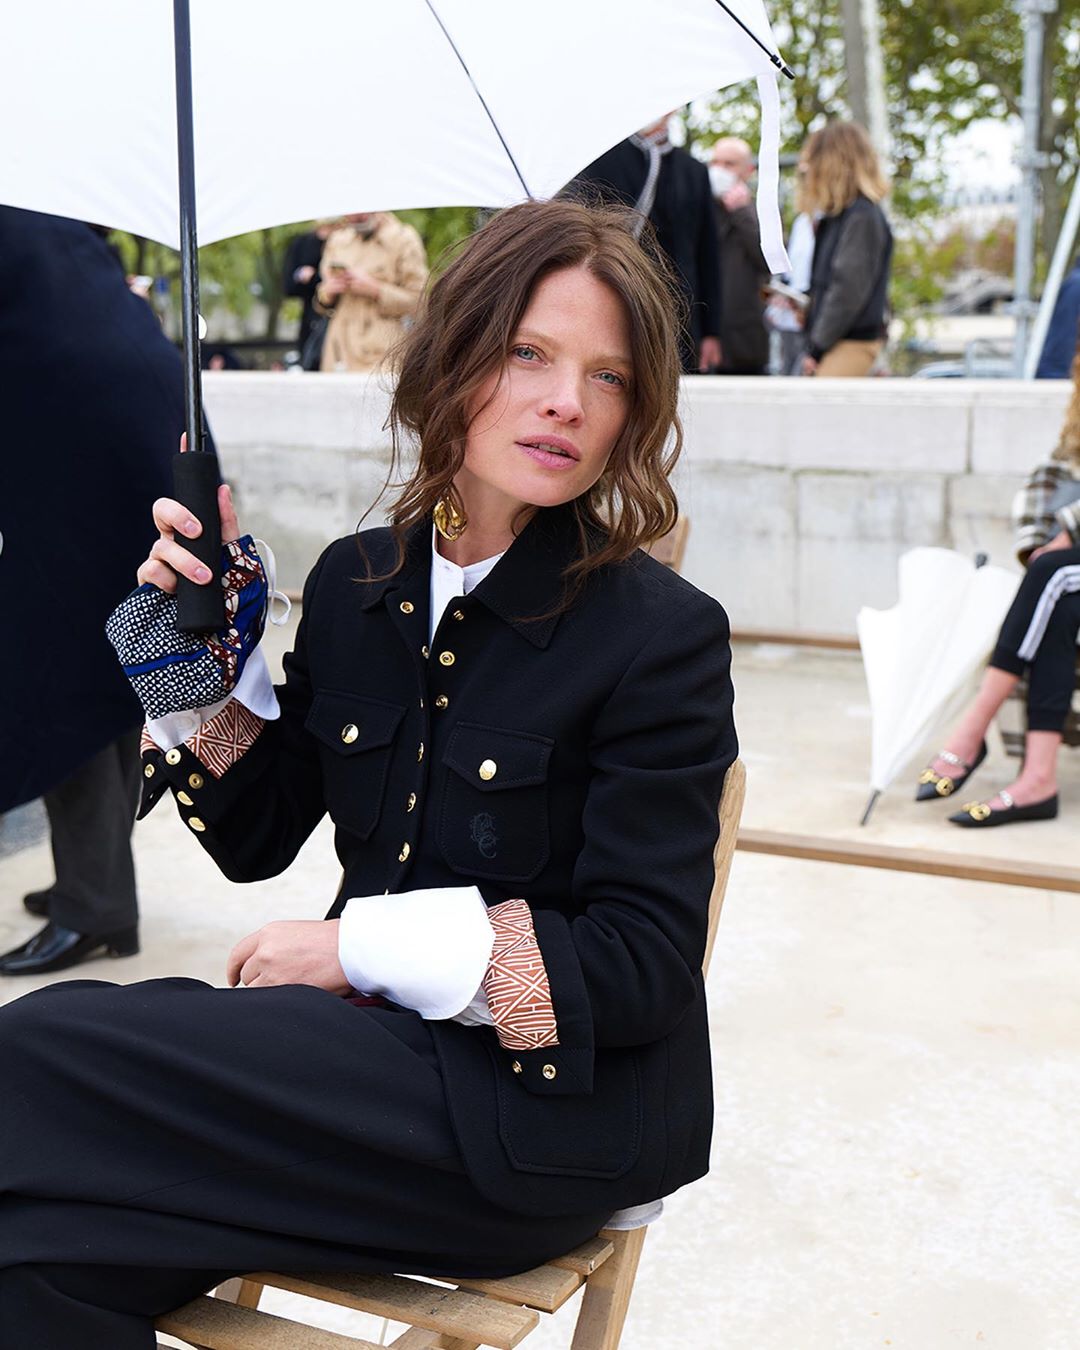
[212,1277,264,1309]
[569,1227,647,1350]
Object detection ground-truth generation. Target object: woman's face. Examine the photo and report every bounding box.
[457,265,633,522]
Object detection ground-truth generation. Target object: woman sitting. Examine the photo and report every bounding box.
[916,350,1080,826]
[0,198,736,1347]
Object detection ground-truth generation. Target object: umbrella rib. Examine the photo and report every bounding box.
[421,0,533,200]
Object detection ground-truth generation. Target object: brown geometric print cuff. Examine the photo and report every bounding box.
[183,699,265,779]
[140,725,157,757]
[482,898,559,1050]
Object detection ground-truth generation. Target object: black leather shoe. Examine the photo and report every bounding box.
[949,790,1059,828]
[22,888,52,918]
[0,921,139,975]
[915,740,987,801]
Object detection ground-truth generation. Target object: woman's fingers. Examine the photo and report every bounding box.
[152,495,203,541]
[218,484,240,544]
[136,558,180,592]
[146,535,213,585]
[226,930,260,987]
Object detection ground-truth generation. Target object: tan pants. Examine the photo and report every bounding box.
[816,339,882,377]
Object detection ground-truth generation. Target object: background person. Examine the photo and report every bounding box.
[316,211,428,372]
[283,219,336,356]
[0,200,736,1344]
[709,136,770,375]
[0,207,188,975]
[915,349,1080,827]
[797,121,893,378]
[571,116,724,373]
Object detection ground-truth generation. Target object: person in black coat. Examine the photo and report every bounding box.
[570,118,723,373]
[0,207,189,975]
[709,137,771,375]
[283,221,334,354]
[0,199,736,1345]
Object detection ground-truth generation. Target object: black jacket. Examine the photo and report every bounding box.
[714,199,770,372]
[806,195,893,360]
[571,141,722,368]
[0,207,187,812]
[140,506,737,1217]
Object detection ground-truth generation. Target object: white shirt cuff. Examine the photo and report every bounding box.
[144,645,280,750]
[338,886,494,1020]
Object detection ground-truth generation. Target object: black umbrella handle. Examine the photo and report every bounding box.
[173,449,225,632]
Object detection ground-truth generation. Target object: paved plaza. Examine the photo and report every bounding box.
[2,628,1078,1349]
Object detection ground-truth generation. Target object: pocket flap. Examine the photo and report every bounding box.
[443,723,553,791]
[306,691,406,755]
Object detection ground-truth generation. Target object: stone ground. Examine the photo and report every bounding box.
[2,627,1078,1350]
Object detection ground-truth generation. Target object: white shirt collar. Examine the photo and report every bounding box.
[429,526,504,642]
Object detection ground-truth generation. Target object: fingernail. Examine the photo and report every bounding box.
[195,566,211,582]
[182,519,199,536]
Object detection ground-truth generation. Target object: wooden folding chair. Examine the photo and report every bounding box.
[157,759,746,1350]
[643,516,690,574]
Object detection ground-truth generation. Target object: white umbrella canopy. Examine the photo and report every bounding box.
[857,548,1020,815]
[1,0,788,266]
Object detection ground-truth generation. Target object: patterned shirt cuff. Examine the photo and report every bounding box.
[482,898,559,1050]
[184,699,265,778]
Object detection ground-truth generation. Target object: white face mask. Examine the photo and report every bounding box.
[709,165,737,198]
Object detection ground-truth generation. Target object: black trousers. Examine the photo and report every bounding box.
[0,978,605,1349]
[41,730,141,933]
[990,548,1080,733]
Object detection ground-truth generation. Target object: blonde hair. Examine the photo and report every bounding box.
[797,121,889,217]
[1053,348,1080,468]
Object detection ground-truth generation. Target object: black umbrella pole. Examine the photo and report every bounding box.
[173,0,224,632]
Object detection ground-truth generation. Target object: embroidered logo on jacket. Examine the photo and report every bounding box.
[470,812,498,859]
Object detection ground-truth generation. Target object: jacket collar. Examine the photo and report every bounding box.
[357,506,586,650]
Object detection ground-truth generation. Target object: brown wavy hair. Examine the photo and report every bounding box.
[796,120,889,217]
[1052,347,1080,468]
[374,198,686,586]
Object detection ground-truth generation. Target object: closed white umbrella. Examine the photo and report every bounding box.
[857,548,1020,823]
[1,0,790,630]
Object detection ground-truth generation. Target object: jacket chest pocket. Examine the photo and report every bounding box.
[305,691,405,840]
[439,723,553,884]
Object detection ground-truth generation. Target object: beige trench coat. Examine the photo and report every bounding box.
[316,215,428,372]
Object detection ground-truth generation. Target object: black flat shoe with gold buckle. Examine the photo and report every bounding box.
[915,740,987,801]
[949,790,1059,828]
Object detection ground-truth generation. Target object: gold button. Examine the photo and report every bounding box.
[421,645,430,659]
[188,773,204,790]
[452,609,465,621]
[341,723,359,744]
[435,694,449,710]
[177,791,194,806]
[438,651,455,667]
[398,842,411,862]
[143,764,155,779]
[479,759,497,781]
[417,742,425,762]
[165,748,182,766]
[399,600,415,614]
[512,1060,523,1074]
[419,698,424,710]
[406,792,417,812]
[188,817,206,833]
[542,1063,557,1081]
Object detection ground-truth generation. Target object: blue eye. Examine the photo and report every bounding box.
[597,371,627,387]
[512,344,539,361]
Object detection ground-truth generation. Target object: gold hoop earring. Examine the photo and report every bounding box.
[433,498,468,541]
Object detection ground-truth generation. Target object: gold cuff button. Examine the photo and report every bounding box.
[398,842,411,862]
[438,651,455,667]
[435,695,449,710]
[511,1060,523,1074]
[406,792,417,812]
[188,773,204,790]
[165,748,182,766]
[479,759,497,781]
[399,600,415,614]
[188,817,207,833]
[177,791,194,806]
[341,723,359,744]
[417,742,425,762]
[542,1063,557,1081]
[143,764,155,779]
[452,609,465,621]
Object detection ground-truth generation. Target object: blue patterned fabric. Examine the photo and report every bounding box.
[106,536,268,720]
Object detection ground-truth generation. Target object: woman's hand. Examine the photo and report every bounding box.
[801,353,819,376]
[227,920,352,994]
[1029,529,1073,562]
[136,437,240,592]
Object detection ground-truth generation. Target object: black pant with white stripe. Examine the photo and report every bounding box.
[991,547,1080,732]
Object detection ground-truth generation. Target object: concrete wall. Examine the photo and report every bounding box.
[202,372,1072,636]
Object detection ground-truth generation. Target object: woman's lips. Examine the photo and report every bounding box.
[516,439,580,470]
